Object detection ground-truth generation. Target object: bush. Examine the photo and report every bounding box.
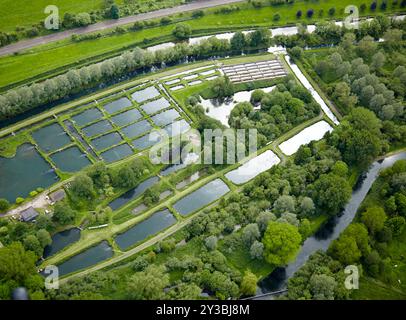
[16,197,24,204]
[160,17,172,25]
[0,198,10,212]
[328,7,336,15]
[172,23,191,40]
[371,1,377,10]
[307,9,314,18]
[296,10,302,18]
[29,191,38,197]
[380,0,388,9]
[360,3,367,11]
[273,13,281,21]
[192,10,204,18]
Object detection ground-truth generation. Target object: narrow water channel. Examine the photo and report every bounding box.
[257,152,406,296]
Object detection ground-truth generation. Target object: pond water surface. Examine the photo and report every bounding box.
[103,97,132,114]
[279,121,333,156]
[56,241,113,277]
[151,109,181,127]
[225,150,280,185]
[100,143,133,163]
[140,97,171,115]
[131,86,160,103]
[0,143,58,202]
[32,123,71,152]
[115,209,177,250]
[82,120,113,137]
[50,146,91,172]
[43,228,81,259]
[71,108,103,127]
[121,120,152,139]
[108,176,159,210]
[173,178,230,216]
[91,132,123,151]
[111,109,142,127]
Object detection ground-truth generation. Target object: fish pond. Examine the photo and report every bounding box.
[115,209,177,250]
[0,143,58,202]
[50,146,91,172]
[173,179,230,216]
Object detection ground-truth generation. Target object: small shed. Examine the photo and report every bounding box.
[49,189,66,203]
[20,207,39,222]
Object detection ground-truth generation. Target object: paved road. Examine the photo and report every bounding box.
[0,0,245,57]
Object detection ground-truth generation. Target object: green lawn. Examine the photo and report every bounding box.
[0,0,402,89]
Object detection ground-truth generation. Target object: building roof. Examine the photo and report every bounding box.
[49,189,66,203]
[20,207,38,222]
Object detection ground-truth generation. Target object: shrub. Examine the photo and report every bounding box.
[160,17,172,25]
[172,23,191,40]
[380,0,388,9]
[307,9,314,18]
[296,10,302,18]
[29,191,38,197]
[192,10,204,18]
[0,198,10,212]
[328,7,336,15]
[273,13,281,21]
[360,3,367,11]
[16,197,24,204]
[371,1,377,10]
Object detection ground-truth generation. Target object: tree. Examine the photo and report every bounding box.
[205,235,218,251]
[23,235,43,257]
[172,23,191,40]
[313,174,351,216]
[329,235,361,264]
[262,221,302,266]
[250,240,264,260]
[166,283,202,300]
[230,31,246,51]
[332,161,348,177]
[70,174,95,199]
[109,4,120,19]
[309,274,337,300]
[255,211,276,233]
[240,271,258,296]
[242,223,260,247]
[273,195,296,214]
[52,202,76,226]
[299,197,315,216]
[386,216,405,237]
[36,229,52,248]
[0,198,9,212]
[211,76,234,98]
[0,242,38,285]
[75,13,92,27]
[361,206,387,234]
[126,265,169,299]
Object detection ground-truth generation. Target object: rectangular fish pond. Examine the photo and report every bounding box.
[50,146,91,173]
[54,241,113,277]
[103,97,132,114]
[172,179,230,216]
[151,109,181,127]
[43,228,81,259]
[115,209,177,251]
[100,143,133,163]
[131,86,160,103]
[71,108,103,127]
[90,132,123,151]
[111,109,142,127]
[279,121,333,156]
[225,150,280,185]
[0,143,59,202]
[32,123,72,153]
[108,176,159,211]
[121,120,152,139]
[82,120,113,137]
[140,97,170,115]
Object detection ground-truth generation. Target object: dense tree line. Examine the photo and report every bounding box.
[286,158,406,299]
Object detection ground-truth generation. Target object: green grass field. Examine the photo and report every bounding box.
[0,0,403,89]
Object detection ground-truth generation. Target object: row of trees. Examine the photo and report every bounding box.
[0,28,272,120]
